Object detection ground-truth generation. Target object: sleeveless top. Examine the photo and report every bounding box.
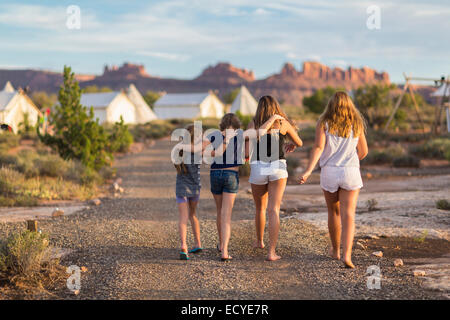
[176,152,201,197]
[256,131,286,161]
[319,124,359,168]
[209,130,244,169]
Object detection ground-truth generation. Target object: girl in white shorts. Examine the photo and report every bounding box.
[299,91,368,269]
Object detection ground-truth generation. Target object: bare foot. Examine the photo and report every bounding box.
[266,253,281,261]
[343,259,355,269]
[254,240,265,249]
[328,247,340,260]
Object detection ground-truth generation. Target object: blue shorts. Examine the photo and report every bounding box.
[176,195,200,204]
[210,170,239,194]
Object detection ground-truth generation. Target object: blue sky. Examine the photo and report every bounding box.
[0,0,449,83]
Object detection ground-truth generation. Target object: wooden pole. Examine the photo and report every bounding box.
[407,84,425,133]
[27,220,38,232]
[384,78,408,132]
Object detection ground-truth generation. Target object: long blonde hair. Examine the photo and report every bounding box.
[253,95,292,130]
[318,91,366,138]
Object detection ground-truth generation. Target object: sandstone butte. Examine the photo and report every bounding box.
[0,61,390,106]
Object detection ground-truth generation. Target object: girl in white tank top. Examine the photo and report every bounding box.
[299,91,368,269]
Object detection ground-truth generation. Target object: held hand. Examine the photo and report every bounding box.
[271,114,285,122]
[298,171,311,184]
[284,142,296,154]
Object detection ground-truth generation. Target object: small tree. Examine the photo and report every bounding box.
[302,86,342,114]
[38,66,112,170]
[223,88,240,105]
[143,91,161,109]
[107,116,134,153]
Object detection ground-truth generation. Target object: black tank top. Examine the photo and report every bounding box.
[256,131,286,161]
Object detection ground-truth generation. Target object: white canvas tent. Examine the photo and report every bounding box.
[0,81,42,132]
[125,84,157,123]
[154,92,224,119]
[80,91,138,124]
[230,85,257,116]
[431,84,450,97]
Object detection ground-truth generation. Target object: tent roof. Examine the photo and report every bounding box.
[431,85,450,97]
[126,84,157,122]
[0,91,16,111]
[80,91,121,108]
[230,85,257,115]
[2,81,15,93]
[154,92,210,107]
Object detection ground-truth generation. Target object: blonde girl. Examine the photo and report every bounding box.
[299,91,368,268]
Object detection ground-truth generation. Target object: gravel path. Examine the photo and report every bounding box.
[0,139,446,299]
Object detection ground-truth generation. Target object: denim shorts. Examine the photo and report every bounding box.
[210,170,239,194]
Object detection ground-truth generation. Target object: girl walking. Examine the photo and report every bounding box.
[299,91,368,268]
[246,96,303,261]
[174,124,202,260]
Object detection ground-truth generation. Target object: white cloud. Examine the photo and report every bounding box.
[137,51,190,62]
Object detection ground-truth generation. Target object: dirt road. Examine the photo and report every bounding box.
[1,139,447,299]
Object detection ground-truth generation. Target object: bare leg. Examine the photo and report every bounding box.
[266,178,287,261]
[251,183,268,249]
[220,192,237,259]
[323,190,341,260]
[339,188,360,269]
[188,200,201,248]
[178,202,189,253]
[213,194,223,249]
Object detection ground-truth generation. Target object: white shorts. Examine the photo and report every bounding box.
[249,160,288,185]
[320,166,363,193]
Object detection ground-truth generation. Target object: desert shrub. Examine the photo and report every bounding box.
[286,156,300,177]
[299,126,316,143]
[0,152,19,167]
[392,155,420,168]
[0,131,20,149]
[33,154,69,177]
[235,111,252,129]
[200,118,220,130]
[0,230,52,276]
[362,145,405,165]
[106,117,134,153]
[436,199,450,210]
[131,120,175,141]
[410,138,450,161]
[239,163,250,177]
[303,86,343,114]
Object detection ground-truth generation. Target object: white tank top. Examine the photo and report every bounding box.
[319,124,360,168]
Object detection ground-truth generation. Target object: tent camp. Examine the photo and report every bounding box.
[80,91,138,124]
[125,84,157,123]
[153,92,224,119]
[0,81,42,133]
[230,85,258,116]
[431,84,450,97]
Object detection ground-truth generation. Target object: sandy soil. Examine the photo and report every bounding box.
[0,139,448,300]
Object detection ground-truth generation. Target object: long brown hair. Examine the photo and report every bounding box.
[174,124,195,175]
[318,91,366,138]
[253,95,291,130]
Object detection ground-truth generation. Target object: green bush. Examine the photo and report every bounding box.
[235,111,253,129]
[410,138,450,161]
[362,145,405,165]
[0,131,20,149]
[33,154,69,177]
[106,116,134,153]
[436,199,450,210]
[0,230,52,276]
[392,155,420,168]
[131,120,175,141]
[303,86,343,114]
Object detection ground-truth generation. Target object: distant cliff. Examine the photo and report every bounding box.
[0,61,390,106]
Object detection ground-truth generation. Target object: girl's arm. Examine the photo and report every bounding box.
[299,123,326,184]
[244,121,254,160]
[357,131,368,160]
[281,121,303,147]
